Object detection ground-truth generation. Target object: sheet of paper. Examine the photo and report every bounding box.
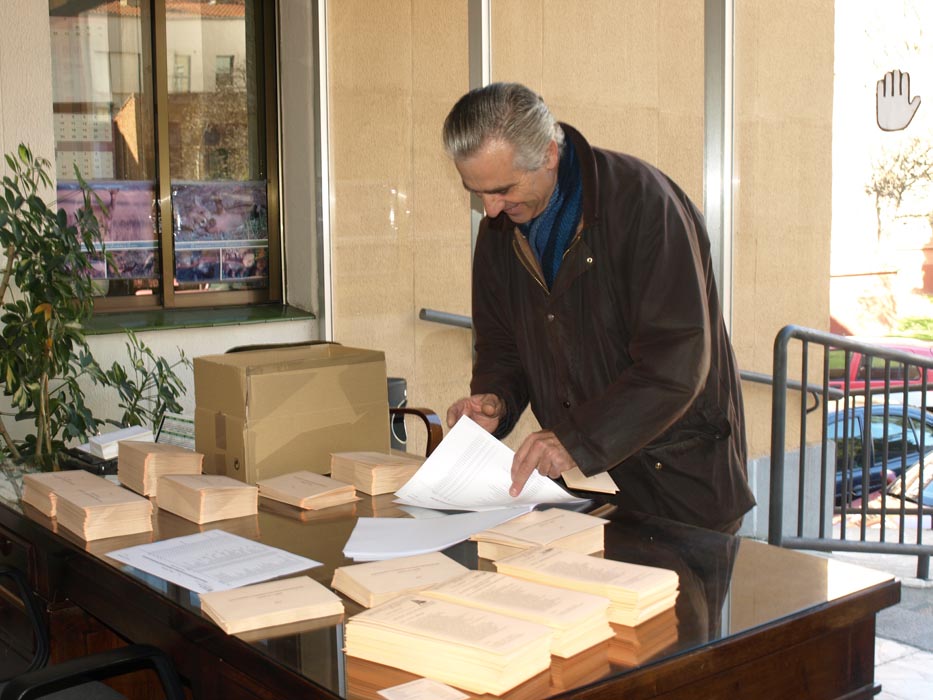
[107,529,321,593]
[378,678,469,700]
[394,416,588,511]
[561,466,619,494]
[343,506,532,561]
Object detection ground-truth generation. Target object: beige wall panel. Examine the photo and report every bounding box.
[409,1,474,420]
[732,0,835,459]
[659,0,705,114]
[490,0,544,86]
[328,0,415,379]
[657,111,704,208]
[0,1,55,182]
[539,1,659,111]
[329,0,473,425]
[328,0,412,91]
[412,97,470,240]
[751,2,834,122]
[329,93,413,184]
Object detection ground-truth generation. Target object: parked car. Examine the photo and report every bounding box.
[828,403,933,503]
[828,337,933,406]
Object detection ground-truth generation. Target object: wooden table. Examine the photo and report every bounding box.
[0,473,900,699]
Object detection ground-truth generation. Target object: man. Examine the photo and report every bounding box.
[443,83,755,534]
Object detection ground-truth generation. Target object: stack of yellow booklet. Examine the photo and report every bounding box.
[117,441,203,497]
[156,474,258,524]
[199,576,344,635]
[494,547,679,626]
[470,507,608,560]
[344,594,553,696]
[329,451,424,495]
[52,478,153,541]
[257,470,358,510]
[21,470,113,518]
[609,607,679,667]
[331,552,469,608]
[421,570,613,658]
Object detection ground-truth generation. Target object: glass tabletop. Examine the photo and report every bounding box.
[0,463,895,699]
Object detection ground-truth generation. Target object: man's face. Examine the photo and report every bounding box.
[455,138,559,225]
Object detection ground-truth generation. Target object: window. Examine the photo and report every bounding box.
[48,0,280,311]
[215,55,234,89]
[829,413,864,470]
[172,54,191,93]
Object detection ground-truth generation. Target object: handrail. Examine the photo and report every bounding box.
[770,324,933,580]
[418,308,472,329]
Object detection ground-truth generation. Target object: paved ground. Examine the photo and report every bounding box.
[822,548,933,699]
[878,585,933,652]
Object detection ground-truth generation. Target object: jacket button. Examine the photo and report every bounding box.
[562,400,571,408]
[654,461,663,470]
[586,256,594,264]
[546,313,555,322]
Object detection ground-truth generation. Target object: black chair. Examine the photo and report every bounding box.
[0,566,185,700]
[224,340,444,456]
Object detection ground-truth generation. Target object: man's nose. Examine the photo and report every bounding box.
[481,194,505,217]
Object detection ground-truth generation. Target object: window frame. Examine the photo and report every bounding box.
[55,0,283,314]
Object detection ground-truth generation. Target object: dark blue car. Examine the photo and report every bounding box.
[829,403,933,504]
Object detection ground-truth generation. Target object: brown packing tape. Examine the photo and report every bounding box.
[215,411,227,449]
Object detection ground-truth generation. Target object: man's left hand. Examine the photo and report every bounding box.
[510,430,579,496]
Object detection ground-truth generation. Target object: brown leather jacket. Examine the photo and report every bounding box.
[470,124,755,531]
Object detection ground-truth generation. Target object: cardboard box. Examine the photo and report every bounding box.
[194,345,390,483]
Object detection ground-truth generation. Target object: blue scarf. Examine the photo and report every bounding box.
[518,138,583,288]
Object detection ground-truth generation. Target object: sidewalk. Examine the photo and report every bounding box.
[875,637,933,700]
[828,544,933,699]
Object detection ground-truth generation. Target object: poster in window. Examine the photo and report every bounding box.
[172,181,267,243]
[56,180,159,281]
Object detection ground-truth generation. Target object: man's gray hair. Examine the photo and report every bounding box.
[442,83,564,171]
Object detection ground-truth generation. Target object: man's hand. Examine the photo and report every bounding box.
[446,393,505,433]
[510,430,579,496]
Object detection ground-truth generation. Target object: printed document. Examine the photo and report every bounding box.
[107,529,321,593]
[343,506,531,560]
[394,416,588,511]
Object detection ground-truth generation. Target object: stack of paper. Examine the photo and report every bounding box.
[470,507,608,561]
[88,425,154,459]
[549,643,611,692]
[118,441,203,497]
[259,498,358,523]
[421,570,614,658]
[608,607,679,667]
[329,451,423,495]
[494,547,679,626]
[344,594,553,696]
[199,575,344,634]
[393,416,587,511]
[331,552,469,608]
[55,481,153,541]
[156,474,258,524]
[257,470,358,510]
[21,470,114,517]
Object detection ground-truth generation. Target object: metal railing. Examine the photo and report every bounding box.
[769,325,933,579]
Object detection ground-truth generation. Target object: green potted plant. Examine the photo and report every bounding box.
[0,144,188,469]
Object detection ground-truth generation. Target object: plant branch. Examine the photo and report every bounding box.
[0,416,22,461]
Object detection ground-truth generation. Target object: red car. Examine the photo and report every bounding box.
[828,337,933,404]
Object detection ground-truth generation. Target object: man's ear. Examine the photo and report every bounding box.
[545,139,560,171]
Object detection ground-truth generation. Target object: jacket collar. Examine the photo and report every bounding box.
[558,122,599,228]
